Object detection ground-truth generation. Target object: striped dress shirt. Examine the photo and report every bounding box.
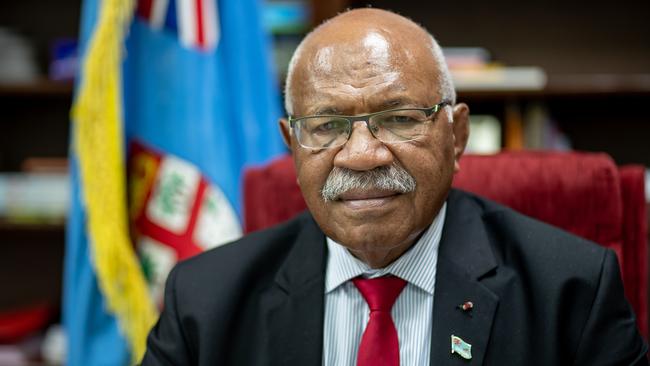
[322,203,446,366]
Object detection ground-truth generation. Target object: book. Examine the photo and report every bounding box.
[452,66,547,91]
[0,173,69,223]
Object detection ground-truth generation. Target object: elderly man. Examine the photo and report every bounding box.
[142,8,647,366]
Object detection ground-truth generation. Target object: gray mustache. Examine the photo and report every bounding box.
[321,163,417,202]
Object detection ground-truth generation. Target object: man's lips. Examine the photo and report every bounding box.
[337,189,399,200]
[336,189,401,209]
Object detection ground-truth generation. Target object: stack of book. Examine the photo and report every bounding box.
[444,47,547,91]
[0,158,69,224]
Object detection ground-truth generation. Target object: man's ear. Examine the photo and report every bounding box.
[278,118,293,152]
[451,103,470,173]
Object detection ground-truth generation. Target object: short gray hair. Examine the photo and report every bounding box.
[428,35,456,106]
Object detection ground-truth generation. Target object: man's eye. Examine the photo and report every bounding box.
[385,115,417,123]
[378,112,423,125]
[312,119,347,134]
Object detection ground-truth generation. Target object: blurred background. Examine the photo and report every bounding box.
[0,0,648,364]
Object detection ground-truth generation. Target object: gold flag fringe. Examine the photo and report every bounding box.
[71,0,158,363]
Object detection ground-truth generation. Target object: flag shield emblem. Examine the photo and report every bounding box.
[129,141,241,304]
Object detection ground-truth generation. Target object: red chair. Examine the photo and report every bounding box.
[243,151,648,338]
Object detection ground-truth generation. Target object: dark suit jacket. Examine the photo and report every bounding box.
[142,189,648,365]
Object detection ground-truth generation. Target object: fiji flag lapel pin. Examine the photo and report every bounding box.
[451,335,472,360]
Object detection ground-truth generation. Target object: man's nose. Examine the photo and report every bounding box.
[333,121,393,171]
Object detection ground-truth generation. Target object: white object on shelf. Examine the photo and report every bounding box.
[452,66,547,91]
[42,324,67,365]
[0,28,38,84]
[0,172,69,221]
[443,47,491,68]
[466,115,502,154]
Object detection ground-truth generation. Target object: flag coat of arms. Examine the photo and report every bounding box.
[64,0,285,364]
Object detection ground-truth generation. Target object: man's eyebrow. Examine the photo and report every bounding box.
[308,99,421,116]
[381,98,420,109]
[313,107,341,115]
[383,99,404,108]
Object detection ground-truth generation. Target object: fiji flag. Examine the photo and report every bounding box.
[64,0,285,364]
[136,0,219,49]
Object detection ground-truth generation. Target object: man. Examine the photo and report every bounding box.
[142,8,647,365]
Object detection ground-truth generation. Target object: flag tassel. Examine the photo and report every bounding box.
[71,0,158,362]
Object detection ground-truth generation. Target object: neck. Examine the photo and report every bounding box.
[347,237,417,269]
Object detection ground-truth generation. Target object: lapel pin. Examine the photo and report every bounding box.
[451,335,472,360]
[457,301,474,317]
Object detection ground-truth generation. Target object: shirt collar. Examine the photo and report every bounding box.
[325,202,446,295]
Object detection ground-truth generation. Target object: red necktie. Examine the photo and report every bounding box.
[353,276,407,366]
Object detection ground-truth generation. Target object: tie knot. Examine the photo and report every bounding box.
[353,276,407,312]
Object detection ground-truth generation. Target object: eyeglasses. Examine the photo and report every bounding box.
[288,101,451,149]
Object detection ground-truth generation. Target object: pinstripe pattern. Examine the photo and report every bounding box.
[323,203,446,366]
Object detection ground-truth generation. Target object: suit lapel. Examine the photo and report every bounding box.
[261,214,327,365]
[430,190,500,366]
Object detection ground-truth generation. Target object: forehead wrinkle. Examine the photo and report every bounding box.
[302,83,415,115]
[311,72,401,92]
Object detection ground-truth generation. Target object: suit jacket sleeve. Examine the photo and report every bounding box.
[141,265,192,365]
[573,249,648,365]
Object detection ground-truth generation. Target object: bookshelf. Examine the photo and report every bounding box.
[456,74,650,165]
[0,83,72,172]
[0,80,73,97]
[0,2,77,355]
[0,221,64,310]
[459,75,650,99]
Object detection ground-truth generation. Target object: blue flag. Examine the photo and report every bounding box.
[64,0,285,363]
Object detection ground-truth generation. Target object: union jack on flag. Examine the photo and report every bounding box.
[137,0,220,50]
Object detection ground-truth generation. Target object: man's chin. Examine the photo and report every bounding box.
[329,221,410,248]
[335,233,416,268]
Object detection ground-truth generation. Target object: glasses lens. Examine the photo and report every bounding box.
[370,109,429,142]
[296,116,350,148]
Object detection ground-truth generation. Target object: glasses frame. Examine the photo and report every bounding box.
[288,100,451,149]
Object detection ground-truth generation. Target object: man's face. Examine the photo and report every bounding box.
[282,28,468,266]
